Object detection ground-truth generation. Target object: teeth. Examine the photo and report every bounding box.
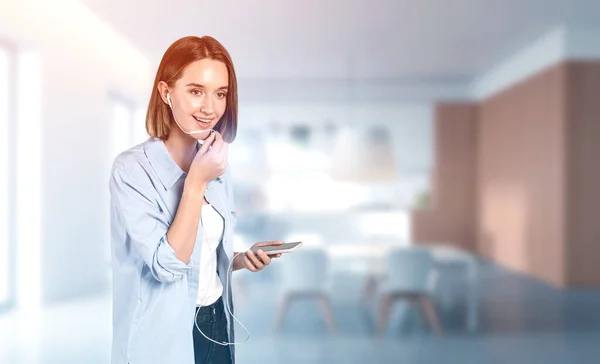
[194,116,211,123]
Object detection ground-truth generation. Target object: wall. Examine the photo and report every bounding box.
[565,61,600,287]
[424,61,600,288]
[477,64,567,286]
[411,103,478,251]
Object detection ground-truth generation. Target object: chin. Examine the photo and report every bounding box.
[192,132,212,141]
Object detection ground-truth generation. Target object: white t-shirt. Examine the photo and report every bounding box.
[196,203,224,306]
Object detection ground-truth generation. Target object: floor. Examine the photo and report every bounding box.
[1,259,600,364]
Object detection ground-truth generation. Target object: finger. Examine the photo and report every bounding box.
[212,131,224,152]
[256,250,271,265]
[243,255,258,272]
[255,241,284,247]
[208,138,224,155]
[219,142,229,160]
[198,131,216,155]
[222,154,228,169]
[218,143,229,167]
[213,130,223,141]
[247,250,264,268]
[245,250,264,270]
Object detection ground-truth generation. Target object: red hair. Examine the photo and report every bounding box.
[146,36,238,142]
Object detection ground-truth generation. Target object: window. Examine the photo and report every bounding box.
[1,46,42,310]
[16,50,42,309]
[263,124,372,211]
[111,100,133,161]
[107,98,146,267]
[0,46,11,309]
[110,98,147,163]
[133,107,148,145]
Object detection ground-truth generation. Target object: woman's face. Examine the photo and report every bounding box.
[168,58,229,140]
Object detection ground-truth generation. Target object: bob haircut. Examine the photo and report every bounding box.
[146,36,238,143]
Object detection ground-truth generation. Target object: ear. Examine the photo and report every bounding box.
[157,81,170,106]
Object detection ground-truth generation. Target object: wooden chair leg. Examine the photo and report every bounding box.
[377,294,395,336]
[317,294,336,333]
[361,274,378,306]
[418,296,443,335]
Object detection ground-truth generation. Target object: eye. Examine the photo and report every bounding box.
[216,92,226,99]
[190,89,202,96]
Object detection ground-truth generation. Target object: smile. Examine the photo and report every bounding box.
[193,116,212,123]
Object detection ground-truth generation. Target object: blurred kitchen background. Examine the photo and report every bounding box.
[1,0,600,363]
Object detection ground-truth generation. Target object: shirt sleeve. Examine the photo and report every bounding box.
[109,162,191,283]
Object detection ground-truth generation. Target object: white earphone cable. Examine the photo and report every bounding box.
[169,93,248,345]
[194,214,250,346]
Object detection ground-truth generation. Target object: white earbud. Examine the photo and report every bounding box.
[167,93,172,108]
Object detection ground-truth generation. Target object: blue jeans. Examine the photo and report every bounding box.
[193,296,233,364]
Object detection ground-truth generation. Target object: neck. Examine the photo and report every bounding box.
[164,128,199,173]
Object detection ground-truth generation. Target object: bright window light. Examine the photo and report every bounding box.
[0,48,10,305]
[357,211,411,241]
[16,50,42,309]
[133,106,148,145]
[111,100,132,160]
[263,134,371,211]
[266,176,370,211]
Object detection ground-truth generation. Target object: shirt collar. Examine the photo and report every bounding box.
[144,137,223,190]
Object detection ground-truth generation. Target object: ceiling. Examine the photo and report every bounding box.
[82,0,599,83]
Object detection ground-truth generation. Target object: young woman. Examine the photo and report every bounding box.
[109,35,282,364]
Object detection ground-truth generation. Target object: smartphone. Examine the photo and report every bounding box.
[249,241,303,255]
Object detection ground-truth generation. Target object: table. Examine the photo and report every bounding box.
[325,242,479,333]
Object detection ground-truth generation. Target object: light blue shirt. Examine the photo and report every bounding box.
[109,137,237,364]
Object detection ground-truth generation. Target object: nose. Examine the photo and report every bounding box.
[200,96,214,115]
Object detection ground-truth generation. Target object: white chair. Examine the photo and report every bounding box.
[274,247,335,333]
[376,247,442,335]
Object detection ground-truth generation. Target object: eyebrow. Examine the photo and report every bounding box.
[185,83,228,90]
